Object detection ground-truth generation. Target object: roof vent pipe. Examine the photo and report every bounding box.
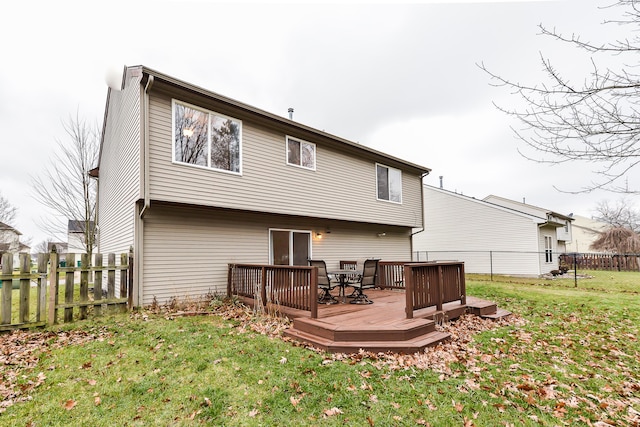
[439,176,443,189]
[288,107,294,120]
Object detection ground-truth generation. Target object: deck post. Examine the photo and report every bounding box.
[436,265,443,312]
[260,266,267,307]
[459,263,466,305]
[310,267,318,319]
[404,264,413,319]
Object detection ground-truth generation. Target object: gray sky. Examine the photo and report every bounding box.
[1,0,635,246]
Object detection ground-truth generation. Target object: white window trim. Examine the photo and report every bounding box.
[375,163,402,204]
[285,136,316,171]
[171,99,243,175]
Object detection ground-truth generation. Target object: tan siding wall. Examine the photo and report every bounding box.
[414,186,542,275]
[98,71,142,255]
[146,92,423,228]
[141,203,412,305]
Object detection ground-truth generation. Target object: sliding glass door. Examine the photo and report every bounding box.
[270,229,311,266]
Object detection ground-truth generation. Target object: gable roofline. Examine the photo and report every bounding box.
[482,194,574,222]
[0,221,21,235]
[424,185,546,224]
[134,65,430,176]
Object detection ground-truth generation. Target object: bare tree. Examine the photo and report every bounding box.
[0,191,17,226]
[31,113,99,259]
[590,226,640,253]
[480,0,640,194]
[593,198,640,232]
[33,238,53,254]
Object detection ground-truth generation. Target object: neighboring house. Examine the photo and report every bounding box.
[0,222,30,267]
[412,186,573,276]
[67,220,96,254]
[95,66,430,306]
[565,214,608,253]
[483,194,573,254]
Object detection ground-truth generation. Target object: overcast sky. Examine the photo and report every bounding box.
[1,0,636,246]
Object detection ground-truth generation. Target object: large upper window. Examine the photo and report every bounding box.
[173,100,242,173]
[376,164,402,203]
[286,136,316,170]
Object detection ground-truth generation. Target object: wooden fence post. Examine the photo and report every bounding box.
[94,253,103,316]
[19,253,30,324]
[261,266,267,308]
[120,252,128,313]
[64,253,76,323]
[128,247,134,309]
[48,248,59,325]
[1,253,13,325]
[107,253,115,314]
[80,254,89,320]
[37,253,49,323]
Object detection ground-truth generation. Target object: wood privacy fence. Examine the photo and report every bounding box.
[0,250,132,331]
[559,252,640,272]
[227,261,466,320]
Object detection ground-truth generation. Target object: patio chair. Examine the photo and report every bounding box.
[308,259,338,304]
[349,259,379,305]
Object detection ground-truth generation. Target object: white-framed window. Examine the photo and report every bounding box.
[269,229,312,266]
[544,235,553,263]
[172,100,242,174]
[286,136,316,170]
[376,163,402,203]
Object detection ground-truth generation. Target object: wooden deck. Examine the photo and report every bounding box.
[240,288,510,354]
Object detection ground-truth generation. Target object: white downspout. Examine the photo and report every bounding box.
[135,74,154,306]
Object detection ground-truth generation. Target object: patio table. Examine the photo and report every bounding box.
[328,269,361,303]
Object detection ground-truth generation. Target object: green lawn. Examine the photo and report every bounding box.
[1,272,639,426]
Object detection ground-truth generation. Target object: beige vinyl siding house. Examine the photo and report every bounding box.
[565,215,608,253]
[413,186,571,276]
[483,194,574,254]
[96,66,429,306]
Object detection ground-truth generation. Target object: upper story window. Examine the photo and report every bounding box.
[173,100,242,174]
[376,164,402,203]
[286,136,316,170]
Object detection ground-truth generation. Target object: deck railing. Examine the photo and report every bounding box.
[227,261,465,320]
[403,262,466,319]
[228,264,318,318]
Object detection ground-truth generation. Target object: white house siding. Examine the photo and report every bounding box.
[414,186,544,276]
[97,69,143,256]
[140,203,413,305]
[145,89,423,229]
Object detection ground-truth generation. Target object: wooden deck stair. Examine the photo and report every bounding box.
[281,291,511,353]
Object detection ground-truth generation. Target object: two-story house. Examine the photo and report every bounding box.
[412,186,573,276]
[95,66,430,306]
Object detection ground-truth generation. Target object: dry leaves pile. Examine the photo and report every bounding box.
[0,328,111,413]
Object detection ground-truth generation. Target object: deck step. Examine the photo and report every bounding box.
[465,300,498,316]
[284,328,450,354]
[291,317,436,342]
[480,308,512,320]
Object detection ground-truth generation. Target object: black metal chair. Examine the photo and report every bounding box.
[308,259,338,304]
[349,259,379,304]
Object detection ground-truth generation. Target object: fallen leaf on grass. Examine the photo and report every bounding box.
[63,399,77,410]
[323,407,343,417]
[248,408,259,417]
